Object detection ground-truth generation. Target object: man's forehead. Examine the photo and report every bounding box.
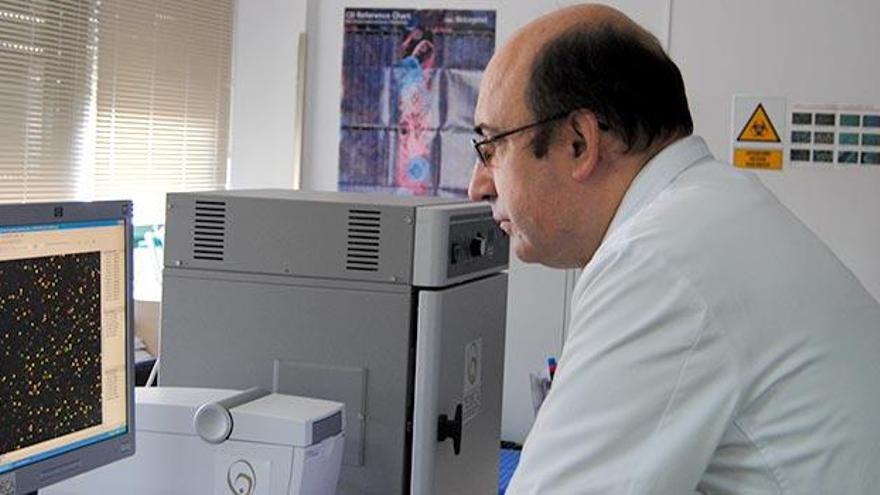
[474,45,534,133]
[473,3,636,132]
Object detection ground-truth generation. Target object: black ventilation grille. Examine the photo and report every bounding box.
[346,209,381,271]
[192,200,226,261]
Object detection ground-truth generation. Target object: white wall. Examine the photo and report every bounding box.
[228,0,307,189]
[301,0,668,191]
[670,0,880,301]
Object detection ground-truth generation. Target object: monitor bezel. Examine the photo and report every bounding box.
[0,200,136,494]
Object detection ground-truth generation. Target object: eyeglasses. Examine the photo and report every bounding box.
[472,111,610,168]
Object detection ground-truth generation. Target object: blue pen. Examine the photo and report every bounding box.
[547,357,557,381]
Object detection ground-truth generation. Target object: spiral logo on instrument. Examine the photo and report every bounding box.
[226,459,256,495]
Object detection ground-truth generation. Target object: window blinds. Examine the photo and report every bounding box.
[0,0,98,203]
[93,0,232,223]
[0,0,232,224]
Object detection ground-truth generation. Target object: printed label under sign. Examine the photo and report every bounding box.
[734,148,783,170]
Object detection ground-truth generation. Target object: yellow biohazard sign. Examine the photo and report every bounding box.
[737,103,781,143]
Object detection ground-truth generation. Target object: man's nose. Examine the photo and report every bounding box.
[468,161,496,202]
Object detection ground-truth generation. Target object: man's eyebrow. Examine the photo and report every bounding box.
[473,123,499,136]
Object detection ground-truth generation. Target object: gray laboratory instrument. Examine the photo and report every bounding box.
[159,190,509,495]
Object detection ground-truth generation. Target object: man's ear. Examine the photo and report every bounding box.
[569,111,601,182]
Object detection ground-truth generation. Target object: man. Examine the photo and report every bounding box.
[469,4,880,493]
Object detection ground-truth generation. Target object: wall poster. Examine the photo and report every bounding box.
[338,8,496,196]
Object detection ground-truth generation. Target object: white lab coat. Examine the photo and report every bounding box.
[508,136,880,494]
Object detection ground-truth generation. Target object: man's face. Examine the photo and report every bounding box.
[468,64,580,267]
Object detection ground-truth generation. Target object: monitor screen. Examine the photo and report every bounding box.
[0,201,134,494]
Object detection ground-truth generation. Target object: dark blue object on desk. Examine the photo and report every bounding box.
[499,448,521,494]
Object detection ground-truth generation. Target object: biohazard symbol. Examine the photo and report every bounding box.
[737,103,781,143]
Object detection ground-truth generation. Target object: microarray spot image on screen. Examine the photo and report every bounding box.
[0,252,103,455]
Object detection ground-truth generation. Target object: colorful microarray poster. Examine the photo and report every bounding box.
[339,8,496,196]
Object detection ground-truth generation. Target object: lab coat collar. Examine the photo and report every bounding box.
[603,135,713,241]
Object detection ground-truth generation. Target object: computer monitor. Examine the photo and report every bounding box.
[0,201,135,494]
